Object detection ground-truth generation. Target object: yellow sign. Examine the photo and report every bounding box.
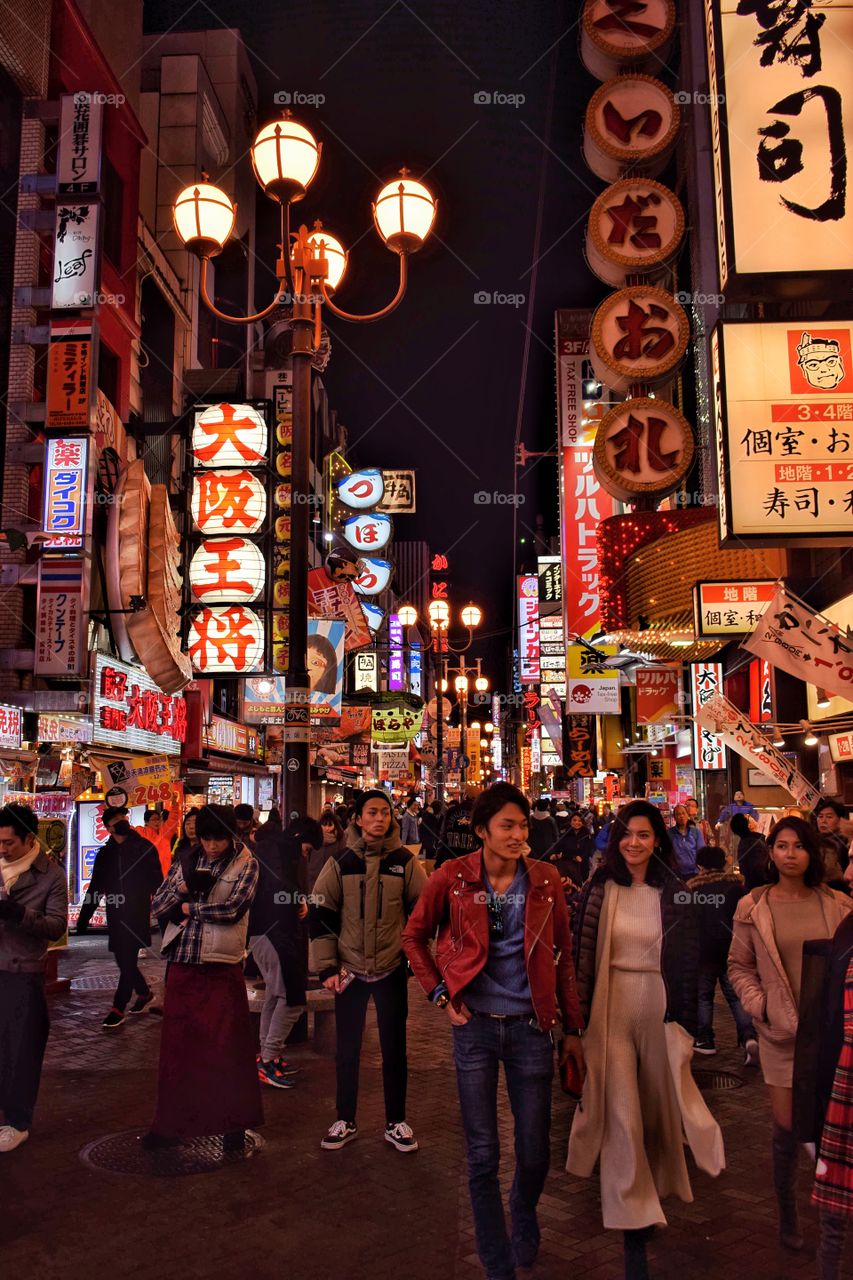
[567,644,618,680]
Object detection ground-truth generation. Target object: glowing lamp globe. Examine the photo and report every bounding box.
[455,675,469,693]
[251,118,320,203]
[373,173,437,253]
[306,228,347,290]
[189,537,265,604]
[475,676,489,692]
[428,599,450,630]
[173,182,236,257]
[398,605,418,627]
[461,604,482,628]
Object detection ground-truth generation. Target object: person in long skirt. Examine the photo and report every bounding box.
[567,800,725,1280]
[143,804,262,1152]
[729,817,853,1251]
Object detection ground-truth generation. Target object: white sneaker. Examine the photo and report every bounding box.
[384,1121,419,1153]
[320,1120,358,1150]
[0,1125,29,1152]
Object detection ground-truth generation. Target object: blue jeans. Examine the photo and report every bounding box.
[697,961,756,1045]
[452,1013,554,1280]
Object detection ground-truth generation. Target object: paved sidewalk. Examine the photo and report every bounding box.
[0,937,838,1279]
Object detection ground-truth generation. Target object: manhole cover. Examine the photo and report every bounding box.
[80,1129,264,1177]
[693,1070,744,1091]
[70,974,158,992]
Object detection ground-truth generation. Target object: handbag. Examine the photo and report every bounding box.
[560,1048,584,1099]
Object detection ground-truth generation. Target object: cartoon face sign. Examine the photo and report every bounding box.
[796,331,845,391]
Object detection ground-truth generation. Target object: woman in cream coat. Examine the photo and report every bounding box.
[729,816,853,1252]
[567,800,724,1280]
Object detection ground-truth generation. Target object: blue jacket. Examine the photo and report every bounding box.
[668,824,702,877]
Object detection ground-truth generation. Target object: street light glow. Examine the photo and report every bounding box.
[251,117,320,202]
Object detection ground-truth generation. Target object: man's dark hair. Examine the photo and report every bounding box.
[352,789,393,820]
[286,816,324,849]
[234,803,255,822]
[730,812,751,838]
[697,845,726,872]
[767,817,824,888]
[0,802,39,841]
[471,783,530,834]
[195,804,237,843]
[601,799,677,888]
[816,799,847,819]
[533,797,550,812]
[104,806,129,823]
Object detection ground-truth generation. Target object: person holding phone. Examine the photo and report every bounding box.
[403,782,584,1280]
[567,800,724,1280]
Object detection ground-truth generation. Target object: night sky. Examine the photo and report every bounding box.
[143,1,604,683]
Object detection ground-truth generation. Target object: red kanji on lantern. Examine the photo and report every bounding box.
[609,413,680,475]
[192,403,267,466]
[193,471,265,533]
[188,606,264,673]
[612,299,675,363]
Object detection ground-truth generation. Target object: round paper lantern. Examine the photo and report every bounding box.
[586,178,684,287]
[189,537,265,604]
[188,606,264,674]
[192,470,267,535]
[191,403,267,468]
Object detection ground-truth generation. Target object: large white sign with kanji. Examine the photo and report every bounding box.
[92,653,187,754]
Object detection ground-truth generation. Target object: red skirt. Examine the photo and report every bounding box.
[151,962,263,1139]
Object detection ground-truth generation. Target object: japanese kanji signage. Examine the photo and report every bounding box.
[695,692,821,808]
[636,666,681,724]
[342,512,393,553]
[337,468,384,509]
[828,729,853,764]
[713,321,853,544]
[92,653,187,755]
[581,0,677,81]
[35,557,88,676]
[556,309,616,640]
[590,285,689,393]
[706,0,853,295]
[37,715,93,745]
[593,396,693,503]
[371,704,424,745]
[690,662,727,770]
[57,92,103,195]
[188,607,265,675]
[0,704,23,749]
[189,538,265,604]
[583,73,680,182]
[353,557,393,597]
[377,470,416,513]
[694,580,776,637]
[744,585,853,705]
[203,715,262,758]
[388,613,405,691]
[567,643,620,713]
[354,651,379,692]
[43,436,89,549]
[566,713,598,778]
[51,203,100,310]
[308,566,371,651]
[586,176,685,287]
[46,319,95,429]
[517,575,541,683]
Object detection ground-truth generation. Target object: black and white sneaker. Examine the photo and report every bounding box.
[692,1035,716,1056]
[129,991,155,1015]
[321,1120,358,1150]
[102,1008,126,1030]
[384,1121,419,1153]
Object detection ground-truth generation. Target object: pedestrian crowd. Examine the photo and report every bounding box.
[1,785,852,1280]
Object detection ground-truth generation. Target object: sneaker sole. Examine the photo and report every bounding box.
[0,1135,28,1153]
[692,1046,716,1056]
[384,1134,419,1153]
[321,1132,358,1150]
[258,1075,295,1090]
[102,1022,126,1030]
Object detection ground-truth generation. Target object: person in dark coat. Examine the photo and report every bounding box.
[527,798,559,861]
[170,811,198,866]
[435,788,481,868]
[76,806,163,1029]
[417,801,443,860]
[551,812,596,887]
[731,812,770,890]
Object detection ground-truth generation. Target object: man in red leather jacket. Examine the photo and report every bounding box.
[403,782,584,1280]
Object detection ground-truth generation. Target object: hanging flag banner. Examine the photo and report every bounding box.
[744,585,853,704]
[636,667,681,724]
[371,704,424,745]
[690,661,726,770]
[694,693,821,810]
[307,618,345,720]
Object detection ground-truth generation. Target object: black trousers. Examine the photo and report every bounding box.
[335,965,408,1125]
[0,971,49,1130]
[112,934,150,1011]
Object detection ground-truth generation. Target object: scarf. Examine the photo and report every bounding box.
[0,843,40,891]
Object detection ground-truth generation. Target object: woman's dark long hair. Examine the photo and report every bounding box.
[600,799,678,887]
[766,816,824,888]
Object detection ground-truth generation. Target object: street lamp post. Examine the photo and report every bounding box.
[173,116,437,818]
[399,600,482,805]
[447,658,489,788]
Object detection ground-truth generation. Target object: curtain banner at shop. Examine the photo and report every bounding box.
[694,693,821,809]
[743,586,853,705]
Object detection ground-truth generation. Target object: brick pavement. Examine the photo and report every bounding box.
[0,936,843,1280]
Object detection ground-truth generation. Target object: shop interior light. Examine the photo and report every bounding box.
[815,689,832,708]
[480,738,488,747]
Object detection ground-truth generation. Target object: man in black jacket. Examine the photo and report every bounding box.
[249,816,323,1089]
[76,807,163,1029]
[435,786,481,868]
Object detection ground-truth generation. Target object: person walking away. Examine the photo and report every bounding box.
[686,845,758,1064]
[668,803,702,878]
[0,803,68,1153]
[567,800,724,1280]
[250,816,323,1089]
[418,800,443,863]
[403,782,585,1280]
[137,807,179,879]
[731,812,770,891]
[399,798,421,850]
[551,812,596,888]
[527,798,559,862]
[144,804,261,1152]
[171,811,198,865]
[308,811,346,893]
[729,817,853,1251]
[309,790,426,1153]
[435,786,482,868]
[76,807,162,1028]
